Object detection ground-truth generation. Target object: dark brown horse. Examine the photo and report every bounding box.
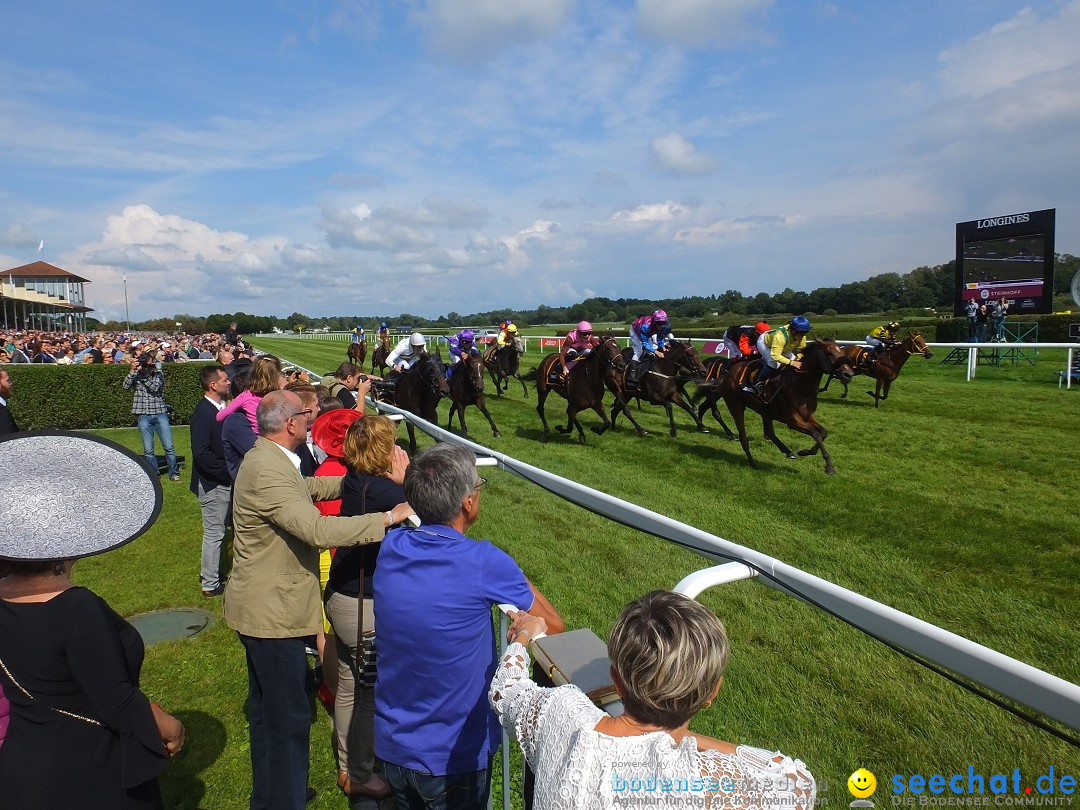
[347,340,367,367]
[371,341,391,376]
[702,338,854,475]
[612,340,709,437]
[388,352,450,452]
[533,336,626,443]
[447,353,501,439]
[483,336,528,397]
[820,333,933,407]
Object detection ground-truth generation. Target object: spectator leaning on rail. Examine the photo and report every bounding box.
[374,442,564,810]
[746,317,812,397]
[490,590,816,810]
[123,349,181,482]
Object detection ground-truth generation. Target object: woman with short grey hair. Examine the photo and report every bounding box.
[489,590,815,810]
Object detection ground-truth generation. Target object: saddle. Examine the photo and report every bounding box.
[626,356,656,390]
[542,356,567,388]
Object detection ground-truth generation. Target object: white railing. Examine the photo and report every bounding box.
[365,396,1080,734]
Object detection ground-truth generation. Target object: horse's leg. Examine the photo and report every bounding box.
[516,373,528,398]
[536,387,553,442]
[486,366,501,396]
[406,421,418,454]
[818,375,833,394]
[881,376,893,401]
[589,401,610,437]
[475,396,501,438]
[671,392,708,434]
[760,415,797,460]
[706,393,736,439]
[724,396,757,469]
[562,403,586,443]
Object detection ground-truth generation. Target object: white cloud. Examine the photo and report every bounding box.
[415,0,575,60]
[0,222,40,250]
[610,201,692,224]
[84,246,165,272]
[636,0,772,48]
[650,132,718,175]
[499,220,560,271]
[938,2,1080,99]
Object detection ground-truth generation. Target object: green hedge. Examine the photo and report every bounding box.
[4,363,208,430]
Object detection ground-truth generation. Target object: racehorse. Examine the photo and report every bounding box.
[484,336,528,397]
[700,338,854,475]
[371,341,391,376]
[389,352,450,452]
[819,333,933,407]
[447,353,501,439]
[347,340,367,367]
[612,340,710,437]
[532,336,626,443]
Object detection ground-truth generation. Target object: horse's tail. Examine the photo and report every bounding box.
[523,368,538,382]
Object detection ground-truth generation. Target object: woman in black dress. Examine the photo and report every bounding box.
[325,414,410,800]
[0,431,182,809]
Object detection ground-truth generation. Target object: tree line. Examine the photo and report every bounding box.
[94,254,1079,334]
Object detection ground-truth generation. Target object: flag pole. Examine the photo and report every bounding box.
[123,272,130,331]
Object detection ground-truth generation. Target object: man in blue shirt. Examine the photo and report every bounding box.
[374,443,564,810]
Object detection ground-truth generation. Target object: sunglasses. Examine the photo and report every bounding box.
[289,408,314,419]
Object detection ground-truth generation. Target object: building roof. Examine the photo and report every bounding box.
[2,261,91,284]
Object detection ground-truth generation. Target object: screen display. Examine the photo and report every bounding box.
[954,209,1055,315]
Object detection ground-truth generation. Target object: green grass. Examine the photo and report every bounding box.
[72,338,1080,807]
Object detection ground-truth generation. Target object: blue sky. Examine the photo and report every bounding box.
[1,0,1078,322]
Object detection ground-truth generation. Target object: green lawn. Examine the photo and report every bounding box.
[74,336,1080,808]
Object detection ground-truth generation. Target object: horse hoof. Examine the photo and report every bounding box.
[825,466,837,475]
[637,429,648,437]
[697,427,710,434]
[493,430,501,438]
[840,393,848,399]
[555,426,570,434]
[669,430,677,438]
[541,434,550,443]
[577,436,587,445]
[787,453,798,460]
[796,448,815,457]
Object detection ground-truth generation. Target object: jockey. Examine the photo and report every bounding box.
[376,321,391,345]
[631,309,673,362]
[866,321,900,358]
[351,324,364,344]
[448,329,480,377]
[559,321,600,377]
[744,316,811,395]
[722,321,770,358]
[496,322,519,348]
[387,331,427,372]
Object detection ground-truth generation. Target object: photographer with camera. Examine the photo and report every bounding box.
[123,350,181,482]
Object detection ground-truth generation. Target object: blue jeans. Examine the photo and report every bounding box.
[383,760,491,810]
[137,412,179,477]
[239,635,311,810]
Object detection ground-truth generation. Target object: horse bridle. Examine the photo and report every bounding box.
[905,336,931,357]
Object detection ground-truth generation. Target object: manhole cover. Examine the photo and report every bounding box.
[128,608,217,645]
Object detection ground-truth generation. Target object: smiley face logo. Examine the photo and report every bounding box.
[848,768,877,799]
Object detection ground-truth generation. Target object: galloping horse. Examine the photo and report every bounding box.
[371,341,391,376]
[533,336,626,443]
[703,338,854,475]
[612,340,710,437]
[390,352,450,452]
[347,340,367,367]
[820,333,933,407]
[447,353,501,439]
[484,336,528,397]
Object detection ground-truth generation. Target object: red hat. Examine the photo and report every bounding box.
[311,409,362,459]
[755,321,771,333]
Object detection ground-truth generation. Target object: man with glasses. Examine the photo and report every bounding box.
[226,390,412,809]
[373,443,564,810]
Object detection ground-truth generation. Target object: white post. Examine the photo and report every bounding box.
[967,347,976,381]
[1069,347,1074,390]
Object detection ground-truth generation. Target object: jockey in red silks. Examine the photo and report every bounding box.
[559,321,600,378]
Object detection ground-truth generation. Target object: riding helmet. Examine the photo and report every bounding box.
[652,309,668,321]
[577,321,593,332]
[888,321,900,330]
[459,329,475,341]
[507,324,518,333]
[790,316,812,332]
[380,321,388,328]
[755,321,770,334]
[410,332,426,346]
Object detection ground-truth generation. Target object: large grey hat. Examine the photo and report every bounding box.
[0,431,162,561]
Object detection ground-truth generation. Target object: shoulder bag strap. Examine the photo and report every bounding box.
[0,654,105,727]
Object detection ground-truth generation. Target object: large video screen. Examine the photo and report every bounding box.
[954,209,1055,315]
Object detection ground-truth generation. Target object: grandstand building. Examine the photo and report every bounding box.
[1,261,93,332]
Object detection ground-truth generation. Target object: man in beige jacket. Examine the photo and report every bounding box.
[225,389,411,809]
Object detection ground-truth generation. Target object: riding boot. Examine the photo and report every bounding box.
[628,360,641,388]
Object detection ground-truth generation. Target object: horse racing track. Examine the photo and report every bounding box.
[252,337,1080,778]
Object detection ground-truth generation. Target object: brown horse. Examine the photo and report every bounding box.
[371,341,391,376]
[533,336,626,443]
[447,353,501,439]
[483,336,528,397]
[347,340,367,367]
[387,352,450,452]
[820,333,933,407]
[703,338,854,475]
[612,340,709,437]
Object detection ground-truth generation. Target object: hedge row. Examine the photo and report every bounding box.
[3,363,208,431]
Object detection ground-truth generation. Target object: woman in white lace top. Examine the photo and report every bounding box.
[489,590,815,810]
